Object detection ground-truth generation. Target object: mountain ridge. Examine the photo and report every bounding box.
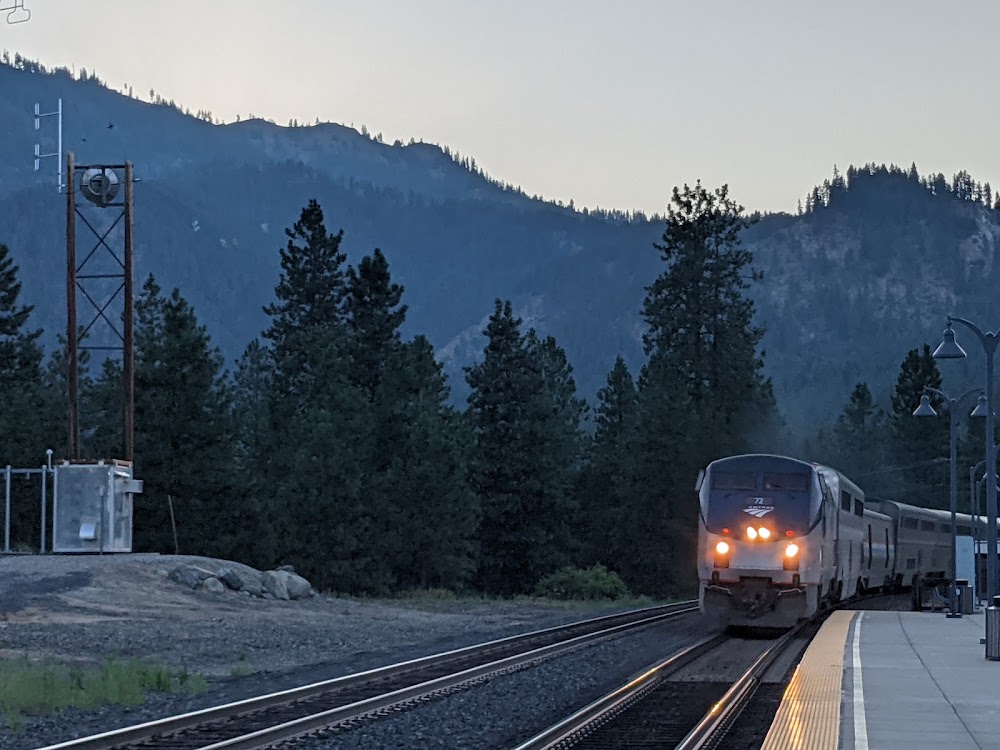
[2,56,999,434]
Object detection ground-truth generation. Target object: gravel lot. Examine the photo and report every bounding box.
[0,553,692,750]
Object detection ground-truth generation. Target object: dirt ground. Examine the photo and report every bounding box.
[0,553,630,679]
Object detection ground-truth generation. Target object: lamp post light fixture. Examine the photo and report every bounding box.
[913,387,982,617]
[933,317,1000,608]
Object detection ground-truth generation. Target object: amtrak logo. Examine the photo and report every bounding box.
[743,497,775,517]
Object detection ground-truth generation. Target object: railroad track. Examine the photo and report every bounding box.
[511,614,825,750]
[38,601,698,750]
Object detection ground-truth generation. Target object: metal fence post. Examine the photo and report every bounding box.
[3,465,10,554]
[40,463,48,554]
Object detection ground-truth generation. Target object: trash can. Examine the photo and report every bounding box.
[956,579,974,615]
[987,596,1000,661]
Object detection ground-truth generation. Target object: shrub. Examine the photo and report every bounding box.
[534,565,631,601]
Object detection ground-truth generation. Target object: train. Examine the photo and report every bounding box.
[695,453,999,629]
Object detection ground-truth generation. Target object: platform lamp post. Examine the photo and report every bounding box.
[972,458,986,605]
[913,387,983,617]
[932,318,1000,609]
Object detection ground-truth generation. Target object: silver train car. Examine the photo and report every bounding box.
[696,453,987,628]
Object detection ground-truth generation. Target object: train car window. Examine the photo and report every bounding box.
[763,473,810,490]
[867,526,873,568]
[940,523,950,533]
[903,517,918,530]
[957,525,972,535]
[884,528,890,566]
[920,521,935,532]
[841,491,851,511]
[853,498,864,516]
[711,472,756,490]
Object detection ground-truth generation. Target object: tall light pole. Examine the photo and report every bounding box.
[913,387,982,616]
[933,318,999,605]
[972,459,986,604]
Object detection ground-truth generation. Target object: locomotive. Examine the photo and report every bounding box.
[695,453,991,628]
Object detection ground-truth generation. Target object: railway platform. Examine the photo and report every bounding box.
[760,608,1000,749]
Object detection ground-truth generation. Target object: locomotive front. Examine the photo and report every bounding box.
[697,454,827,629]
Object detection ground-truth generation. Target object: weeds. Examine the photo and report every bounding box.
[0,657,207,732]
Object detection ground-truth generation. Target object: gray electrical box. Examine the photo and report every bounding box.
[52,461,142,553]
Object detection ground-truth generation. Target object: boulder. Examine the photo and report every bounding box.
[276,564,296,574]
[261,570,290,600]
[217,567,264,597]
[282,572,313,600]
[202,577,226,594]
[169,565,215,590]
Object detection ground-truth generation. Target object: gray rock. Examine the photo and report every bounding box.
[168,565,215,590]
[216,567,243,590]
[201,577,225,594]
[276,564,296,574]
[261,570,290,600]
[283,572,313,600]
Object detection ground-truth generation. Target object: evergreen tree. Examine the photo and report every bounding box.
[252,200,369,590]
[888,345,948,506]
[641,181,775,456]
[0,242,47,465]
[832,382,888,485]
[0,243,50,549]
[42,331,94,460]
[633,181,776,595]
[128,275,240,556]
[344,248,407,396]
[377,336,480,589]
[579,356,640,570]
[466,300,583,595]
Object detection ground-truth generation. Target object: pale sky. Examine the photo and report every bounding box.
[3,0,999,216]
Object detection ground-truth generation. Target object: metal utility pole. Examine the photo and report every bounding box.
[65,153,137,462]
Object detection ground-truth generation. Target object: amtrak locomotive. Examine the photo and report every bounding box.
[696,453,994,628]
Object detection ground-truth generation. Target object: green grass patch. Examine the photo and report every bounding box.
[0,657,207,733]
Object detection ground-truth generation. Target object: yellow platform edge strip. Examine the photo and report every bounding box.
[759,610,854,750]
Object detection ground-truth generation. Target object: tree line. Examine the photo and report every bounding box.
[0,181,957,598]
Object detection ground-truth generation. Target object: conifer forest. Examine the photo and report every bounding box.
[0,177,973,599]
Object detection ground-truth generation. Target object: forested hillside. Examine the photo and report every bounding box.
[2,55,999,429]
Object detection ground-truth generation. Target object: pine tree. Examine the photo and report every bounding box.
[251,200,370,590]
[377,336,480,589]
[0,243,47,466]
[0,242,50,549]
[887,345,948,505]
[633,181,776,594]
[832,382,888,486]
[641,180,775,456]
[127,275,239,556]
[42,331,94,459]
[579,356,640,570]
[344,248,407,396]
[466,300,583,595]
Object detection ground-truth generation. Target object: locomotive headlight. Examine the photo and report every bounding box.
[758,527,771,540]
[715,541,730,555]
[785,544,799,557]
[746,527,758,540]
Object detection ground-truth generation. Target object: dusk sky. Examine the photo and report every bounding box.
[3,0,998,216]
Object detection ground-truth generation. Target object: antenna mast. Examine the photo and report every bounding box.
[34,99,64,193]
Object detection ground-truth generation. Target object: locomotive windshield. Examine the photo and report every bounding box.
[702,460,819,535]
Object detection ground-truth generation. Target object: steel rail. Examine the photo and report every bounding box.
[37,600,698,750]
[192,605,701,750]
[510,633,728,750]
[673,616,816,750]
